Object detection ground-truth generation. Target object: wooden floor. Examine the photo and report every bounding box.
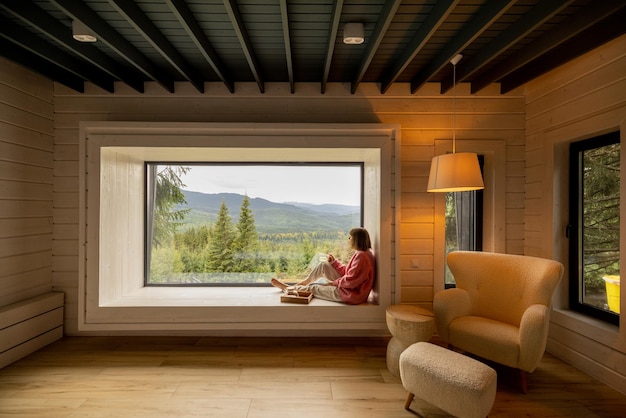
[0,336,625,417]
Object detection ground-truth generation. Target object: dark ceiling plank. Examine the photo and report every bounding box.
[440,0,576,93]
[49,0,174,93]
[380,0,459,94]
[223,0,264,93]
[0,0,144,93]
[0,38,84,92]
[471,0,626,94]
[279,0,294,93]
[107,0,204,93]
[165,0,233,93]
[410,0,517,94]
[0,17,114,92]
[500,9,626,94]
[321,0,343,94]
[351,0,402,94]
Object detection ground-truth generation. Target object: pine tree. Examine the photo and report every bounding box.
[175,225,211,273]
[152,165,190,248]
[206,200,237,272]
[583,143,620,287]
[234,195,259,272]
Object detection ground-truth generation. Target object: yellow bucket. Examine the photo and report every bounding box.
[603,275,620,314]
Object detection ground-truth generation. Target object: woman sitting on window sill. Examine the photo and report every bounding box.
[271,227,375,305]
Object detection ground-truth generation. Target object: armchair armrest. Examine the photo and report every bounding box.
[518,304,550,372]
[433,288,471,342]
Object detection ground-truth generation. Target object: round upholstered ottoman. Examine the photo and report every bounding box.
[400,342,497,418]
[385,304,434,377]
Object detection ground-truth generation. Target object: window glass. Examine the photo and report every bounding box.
[569,132,620,324]
[146,163,363,286]
[444,157,484,287]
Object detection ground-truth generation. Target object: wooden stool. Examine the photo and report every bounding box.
[400,342,497,418]
[385,304,434,377]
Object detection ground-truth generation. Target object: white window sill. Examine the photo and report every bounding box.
[101,286,374,307]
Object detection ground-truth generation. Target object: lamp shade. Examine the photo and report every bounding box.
[427,152,484,192]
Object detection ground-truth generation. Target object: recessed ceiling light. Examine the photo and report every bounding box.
[72,20,97,43]
[343,22,364,45]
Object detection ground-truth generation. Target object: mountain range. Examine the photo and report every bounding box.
[177,190,360,234]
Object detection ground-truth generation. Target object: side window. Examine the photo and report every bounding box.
[569,132,620,325]
[444,156,484,287]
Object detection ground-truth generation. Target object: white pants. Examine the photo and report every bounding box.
[289,261,342,303]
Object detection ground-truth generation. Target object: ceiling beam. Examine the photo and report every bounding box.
[470,0,626,94]
[223,0,264,93]
[321,0,343,94]
[0,38,84,92]
[440,0,576,93]
[380,0,459,94]
[108,0,204,93]
[351,0,402,94]
[49,0,174,93]
[0,0,144,93]
[410,0,517,94]
[0,17,114,92]
[279,0,294,93]
[500,9,626,94]
[166,0,234,93]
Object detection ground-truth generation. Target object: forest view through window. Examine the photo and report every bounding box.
[146,163,363,286]
[569,132,620,325]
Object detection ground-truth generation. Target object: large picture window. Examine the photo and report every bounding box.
[78,122,399,332]
[569,132,620,325]
[146,163,363,286]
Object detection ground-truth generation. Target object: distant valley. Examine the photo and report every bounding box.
[176,190,360,234]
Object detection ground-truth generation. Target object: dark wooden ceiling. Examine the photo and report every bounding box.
[1,0,624,95]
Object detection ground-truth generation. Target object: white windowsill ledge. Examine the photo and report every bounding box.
[86,286,385,335]
[101,286,376,307]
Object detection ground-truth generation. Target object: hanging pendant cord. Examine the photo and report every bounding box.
[452,61,457,154]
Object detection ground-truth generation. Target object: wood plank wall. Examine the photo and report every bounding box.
[0,292,63,368]
[50,81,525,334]
[0,59,54,308]
[524,34,626,394]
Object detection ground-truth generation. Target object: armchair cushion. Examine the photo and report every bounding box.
[449,316,520,368]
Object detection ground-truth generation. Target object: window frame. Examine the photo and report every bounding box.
[77,122,400,333]
[568,131,620,325]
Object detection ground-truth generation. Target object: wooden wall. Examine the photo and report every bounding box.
[524,34,626,394]
[50,81,525,334]
[0,59,54,307]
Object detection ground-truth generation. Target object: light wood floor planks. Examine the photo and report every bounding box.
[0,336,624,417]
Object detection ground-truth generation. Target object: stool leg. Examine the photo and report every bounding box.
[404,392,415,410]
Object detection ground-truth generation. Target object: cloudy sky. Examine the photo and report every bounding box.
[178,164,361,206]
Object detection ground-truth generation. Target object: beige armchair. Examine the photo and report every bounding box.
[434,251,564,392]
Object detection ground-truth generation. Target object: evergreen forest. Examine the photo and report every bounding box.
[147,166,359,285]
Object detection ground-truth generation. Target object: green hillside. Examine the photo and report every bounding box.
[176,191,360,234]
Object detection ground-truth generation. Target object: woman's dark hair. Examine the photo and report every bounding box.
[350,227,372,251]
